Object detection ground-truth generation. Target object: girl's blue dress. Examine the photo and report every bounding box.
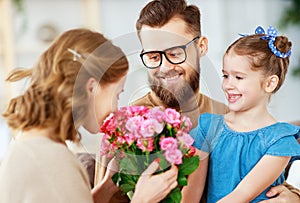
[191,113,300,203]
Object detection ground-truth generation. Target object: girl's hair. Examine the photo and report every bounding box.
[136,0,201,37]
[2,28,128,142]
[225,34,292,93]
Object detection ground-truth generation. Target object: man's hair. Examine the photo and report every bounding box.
[136,0,201,37]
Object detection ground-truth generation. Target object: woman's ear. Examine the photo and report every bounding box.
[85,77,98,95]
[265,75,279,93]
[198,36,208,57]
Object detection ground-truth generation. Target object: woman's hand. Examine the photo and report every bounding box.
[92,158,119,203]
[131,160,178,203]
[103,158,119,181]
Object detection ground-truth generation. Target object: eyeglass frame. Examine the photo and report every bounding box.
[139,35,200,69]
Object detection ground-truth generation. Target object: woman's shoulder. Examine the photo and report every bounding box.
[2,136,84,172]
[0,136,93,203]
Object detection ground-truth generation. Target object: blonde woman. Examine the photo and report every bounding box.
[0,28,177,203]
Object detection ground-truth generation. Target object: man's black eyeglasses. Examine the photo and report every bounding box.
[140,36,200,69]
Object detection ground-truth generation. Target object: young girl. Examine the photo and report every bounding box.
[191,26,300,202]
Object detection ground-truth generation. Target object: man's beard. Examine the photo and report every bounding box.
[148,68,199,109]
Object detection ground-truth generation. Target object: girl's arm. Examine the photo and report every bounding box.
[217,155,290,203]
[181,149,209,203]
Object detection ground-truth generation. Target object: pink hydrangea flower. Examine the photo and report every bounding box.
[99,106,200,202]
[136,138,155,152]
[125,116,144,137]
[164,108,181,125]
[100,113,117,134]
[147,107,166,123]
[188,146,196,157]
[124,133,136,145]
[177,131,194,148]
[116,136,126,145]
[165,149,183,164]
[127,105,149,116]
[160,137,178,151]
[100,138,110,156]
[140,119,164,138]
[109,142,118,152]
[181,116,192,132]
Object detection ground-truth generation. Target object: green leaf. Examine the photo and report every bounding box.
[178,156,200,175]
[119,173,136,184]
[111,173,121,186]
[169,187,182,203]
[161,197,173,203]
[158,156,171,172]
[161,187,182,203]
[119,156,138,174]
[127,191,134,200]
[177,174,188,186]
[118,173,138,194]
[119,183,135,194]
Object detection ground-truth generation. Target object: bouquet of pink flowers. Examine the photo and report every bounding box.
[100,106,200,203]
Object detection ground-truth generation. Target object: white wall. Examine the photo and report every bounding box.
[97,0,300,123]
[1,0,300,158]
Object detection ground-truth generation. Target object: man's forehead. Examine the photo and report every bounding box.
[139,29,192,50]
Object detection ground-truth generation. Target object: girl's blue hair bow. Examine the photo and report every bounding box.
[240,26,291,59]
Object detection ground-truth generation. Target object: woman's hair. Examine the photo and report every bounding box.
[2,28,128,142]
[136,0,201,37]
[225,34,292,93]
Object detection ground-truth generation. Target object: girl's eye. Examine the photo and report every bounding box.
[236,76,243,80]
[222,74,228,79]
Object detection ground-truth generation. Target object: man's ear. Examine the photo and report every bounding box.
[198,36,208,57]
[265,75,279,93]
[85,77,98,95]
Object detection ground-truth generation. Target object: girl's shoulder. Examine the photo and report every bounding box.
[263,123,300,156]
[261,122,300,147]
[264,122,300,139]
[198,113,223,126]
[197,113,225,137]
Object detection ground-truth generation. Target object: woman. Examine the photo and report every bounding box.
[0,28,178,203]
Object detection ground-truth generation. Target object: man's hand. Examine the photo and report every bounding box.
[259,185,300,203]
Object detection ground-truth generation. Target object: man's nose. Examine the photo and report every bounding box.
[159,54,175,73]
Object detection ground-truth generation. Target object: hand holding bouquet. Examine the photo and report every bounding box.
[100,106,200,203]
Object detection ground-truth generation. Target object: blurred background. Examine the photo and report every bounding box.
[1,0,300,161]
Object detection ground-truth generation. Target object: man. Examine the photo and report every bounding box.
[131,0,300,202]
